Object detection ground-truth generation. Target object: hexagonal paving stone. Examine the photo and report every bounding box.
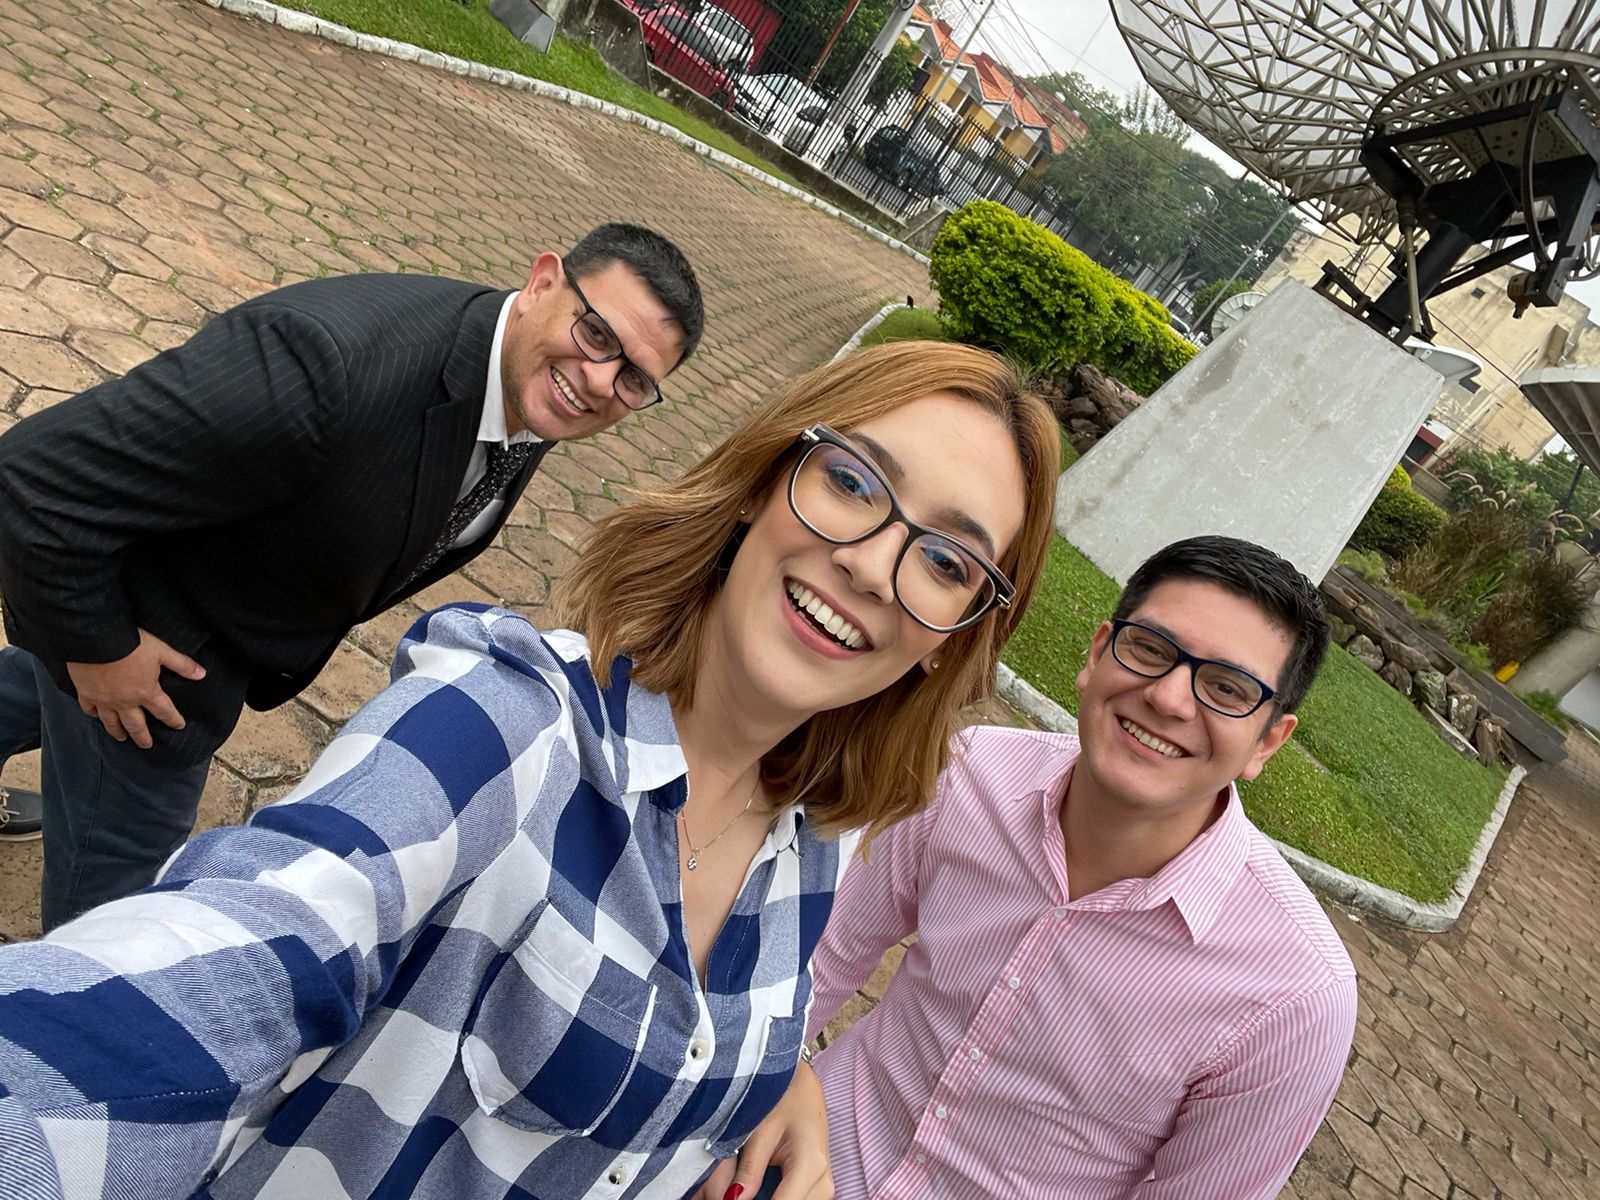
[0,331,101,391]
[0,287,69,337]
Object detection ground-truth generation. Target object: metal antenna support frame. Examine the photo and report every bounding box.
[1112,0,1600,335]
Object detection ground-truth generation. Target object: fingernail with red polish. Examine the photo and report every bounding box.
[723,1186,745,1200]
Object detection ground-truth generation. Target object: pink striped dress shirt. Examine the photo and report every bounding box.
[808,725,1357,1200]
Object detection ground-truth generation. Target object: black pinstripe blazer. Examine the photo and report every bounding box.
[0,273,551,714]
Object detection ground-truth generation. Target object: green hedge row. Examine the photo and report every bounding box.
[929,199,1198,395]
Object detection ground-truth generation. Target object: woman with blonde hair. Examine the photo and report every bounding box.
[0,340,1058,1200]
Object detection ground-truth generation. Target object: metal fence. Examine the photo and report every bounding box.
[625,0,1161,289]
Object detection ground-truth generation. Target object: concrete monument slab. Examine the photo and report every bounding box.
[1055,280,1444,584]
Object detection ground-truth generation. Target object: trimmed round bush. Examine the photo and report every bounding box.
[1349,484,1447,559]
[929,200,1197,391]
[930,200,1115,371]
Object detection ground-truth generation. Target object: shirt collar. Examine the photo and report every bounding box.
[479,292,542,449]
[1124,783,1250,943]
[1020,734,1250,944]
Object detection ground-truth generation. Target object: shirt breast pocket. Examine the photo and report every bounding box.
[705,1011,808,1158]
[459,902,658,1137]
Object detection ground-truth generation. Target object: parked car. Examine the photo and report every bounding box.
[632,5,737,110]
[734,73,830,140]
[862,126,946,197]
[693,4,755,74]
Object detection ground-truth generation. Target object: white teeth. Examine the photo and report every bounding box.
[1120,718,1185,758]
[785,581,865,649]
[552,370,591,413]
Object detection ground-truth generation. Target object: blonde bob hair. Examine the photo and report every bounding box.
[556,339,1059,841]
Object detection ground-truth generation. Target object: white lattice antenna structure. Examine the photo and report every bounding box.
[1110,0,1600,242]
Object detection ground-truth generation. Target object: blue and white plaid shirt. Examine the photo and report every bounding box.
[0,605,858,1199]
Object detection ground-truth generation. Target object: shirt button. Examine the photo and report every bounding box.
[607,1168,628,1185]
[1053,907,1068,918]
[915,1152,928,1164]
[688,1039,708,1061]
[1007,976,1021,989]
[935,1104,948,1119]
[968,1047,981,1060]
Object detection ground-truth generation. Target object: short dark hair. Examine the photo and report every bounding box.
[565,223,704,364]
[1112,535,1330,716]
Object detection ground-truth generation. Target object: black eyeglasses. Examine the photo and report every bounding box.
[563,266,663,410]
[787,425,1014,633]
[1109,620,1277,718]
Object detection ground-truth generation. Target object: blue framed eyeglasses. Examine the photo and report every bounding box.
[1109,620,1277,718]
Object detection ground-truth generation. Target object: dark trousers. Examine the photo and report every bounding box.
[0,645,247,930]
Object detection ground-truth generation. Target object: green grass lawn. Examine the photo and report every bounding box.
[859,305,947,347]
[1001,536,1507,903]
[275,0,794,182]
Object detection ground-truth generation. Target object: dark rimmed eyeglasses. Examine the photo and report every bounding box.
[563,266,663,411]
[1109,620,1278,718]
[786,424,1015,633]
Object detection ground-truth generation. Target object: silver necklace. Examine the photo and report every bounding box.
[679,790,756,870]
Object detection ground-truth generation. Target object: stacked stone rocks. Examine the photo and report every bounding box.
[1320,578,1515,768]
[1037,364,1145,457]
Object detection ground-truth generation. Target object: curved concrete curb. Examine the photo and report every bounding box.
[996,664,1079,735]
[829,303,908,361]
[200,0,929,268]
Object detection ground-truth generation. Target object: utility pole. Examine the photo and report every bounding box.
[901,0,997,158]
[807,0,865,87]
[1192,202,1296,333]
[803,0,919,167]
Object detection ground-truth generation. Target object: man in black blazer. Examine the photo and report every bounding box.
[0,223,703,929]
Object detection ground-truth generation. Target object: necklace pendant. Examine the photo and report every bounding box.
[686,852,699,870]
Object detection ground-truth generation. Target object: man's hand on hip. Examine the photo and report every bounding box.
[67,630,206,750]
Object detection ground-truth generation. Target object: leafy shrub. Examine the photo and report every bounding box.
[1393,504,1526,620]
[929,200,1198,391]
[931,200,1114,372]
[1386,463,1411,489]
[1439,445,1599,544]
[1469,551,1588,666]
[1348,485,1447,559]
[1520,690,1571,732]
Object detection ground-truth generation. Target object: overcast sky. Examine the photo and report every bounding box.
[952,0,1600,317]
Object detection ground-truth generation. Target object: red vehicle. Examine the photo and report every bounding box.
[630,4,740,111]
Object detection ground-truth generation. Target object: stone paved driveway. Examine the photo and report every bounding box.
[2,4,1599,1198]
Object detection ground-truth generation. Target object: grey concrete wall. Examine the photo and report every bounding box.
[1055,280,1445,585]
[489,0,555,51]
[557,0,651,89]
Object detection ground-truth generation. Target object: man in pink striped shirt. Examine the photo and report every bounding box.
[725,535,1357,1200]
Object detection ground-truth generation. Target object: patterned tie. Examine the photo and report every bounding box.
[413,440,539,579]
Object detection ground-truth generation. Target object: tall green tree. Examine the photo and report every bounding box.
[1039,87,1206,264]
[770,0,916,100]
[1030,73,1298,289]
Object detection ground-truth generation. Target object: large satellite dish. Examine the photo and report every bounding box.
[1211,289,1265,335]
[1111,0,1600,334]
